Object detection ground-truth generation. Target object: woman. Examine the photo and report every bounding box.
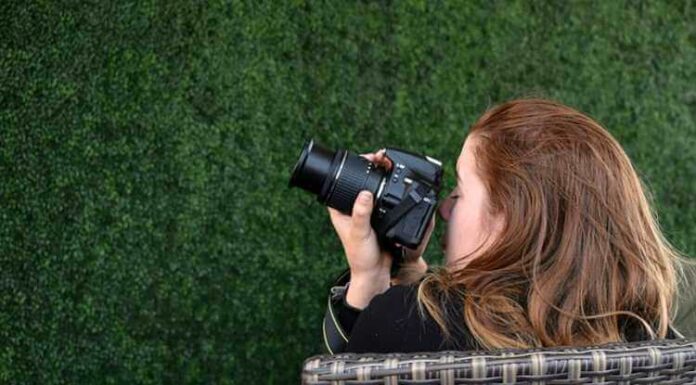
[325,98,688,354]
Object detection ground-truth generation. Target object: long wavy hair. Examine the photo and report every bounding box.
[415,98,689,349]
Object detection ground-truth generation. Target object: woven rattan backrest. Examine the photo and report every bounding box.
[302,338,696,385]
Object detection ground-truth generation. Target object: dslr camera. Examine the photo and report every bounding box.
[289,139,443,272]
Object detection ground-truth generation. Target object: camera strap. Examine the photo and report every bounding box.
[322,268,352,354]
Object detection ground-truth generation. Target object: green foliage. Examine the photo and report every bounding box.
[1,1,694,384]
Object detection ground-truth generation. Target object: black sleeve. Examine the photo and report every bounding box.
[345,285,448,353]
[331,291,363,336]
[328,267,437,341]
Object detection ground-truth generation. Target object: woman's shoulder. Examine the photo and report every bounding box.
[370,272,441,307]
[370,283,419,307]
[345,281,478,353]
[344,283,443,353]
[357,283,423,325]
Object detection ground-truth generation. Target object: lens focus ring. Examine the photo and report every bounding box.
[327,154,373,213]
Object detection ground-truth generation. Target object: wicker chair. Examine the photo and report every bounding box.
[302,338,696,384]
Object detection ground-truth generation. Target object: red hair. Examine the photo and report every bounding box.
[416,99,688,348]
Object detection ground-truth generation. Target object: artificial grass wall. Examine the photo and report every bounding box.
[1,1,694,384]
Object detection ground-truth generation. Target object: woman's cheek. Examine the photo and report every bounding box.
[446,203,464,262]
[448,201,479,262]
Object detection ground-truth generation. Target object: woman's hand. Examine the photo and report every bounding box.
[327,149,393,308]
[327,189,392,277]
[327,149,436,306]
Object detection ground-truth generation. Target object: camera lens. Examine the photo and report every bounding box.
[289,139,334,196]
[289,139,385,214]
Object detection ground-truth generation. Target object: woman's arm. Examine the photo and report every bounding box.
[323,262,431,354]
[344,284,447,353]
[345,271,390,309]
[346,256,428,309]
[326,149,435,310]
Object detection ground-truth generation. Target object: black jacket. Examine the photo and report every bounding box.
[323,269,681,354]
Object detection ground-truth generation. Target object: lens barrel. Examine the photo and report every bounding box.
[289,139,384,214]
[289,139,335,196]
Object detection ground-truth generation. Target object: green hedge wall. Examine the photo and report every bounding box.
[1,1,694,384]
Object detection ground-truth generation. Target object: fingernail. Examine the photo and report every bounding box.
[359,191,372,202]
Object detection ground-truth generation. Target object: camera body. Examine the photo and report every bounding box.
[369,147,442,249]
[289,139,443,262]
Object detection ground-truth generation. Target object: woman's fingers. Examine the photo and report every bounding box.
[350,191,374,241]
[360,153,374,159]
[375,149,393,169]
[372,149,391,168]
[360,149,393,170]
